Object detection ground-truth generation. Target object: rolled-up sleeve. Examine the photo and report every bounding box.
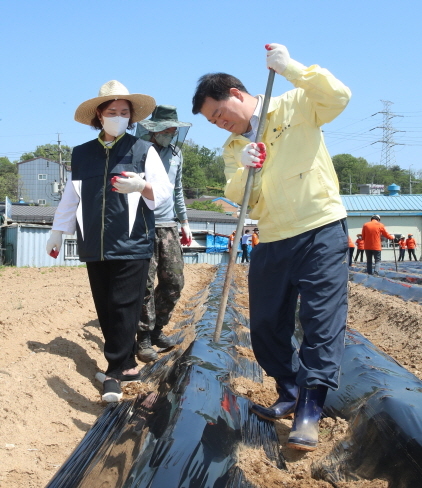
[143,146,174,210]
[52,176,79,234]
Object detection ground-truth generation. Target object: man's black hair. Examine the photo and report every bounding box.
[192,73,249,114]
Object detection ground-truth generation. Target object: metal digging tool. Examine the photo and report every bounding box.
[392,239,398,272]
[213,69,275,342]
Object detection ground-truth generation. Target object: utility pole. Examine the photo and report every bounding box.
[53,133,70,200]
[370,100,405,169]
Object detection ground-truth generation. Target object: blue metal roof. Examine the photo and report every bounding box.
[341,195,422,215]
[211,197,239,208]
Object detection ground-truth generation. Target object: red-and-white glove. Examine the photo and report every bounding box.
[240,142,266,169]
[180,222,192,246]
[265,43,290,75]
[111,172,146,194]
[46,230,63,258]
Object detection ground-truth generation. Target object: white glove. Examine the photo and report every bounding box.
[266,43,290,75]
[240,142,267,169]
[46,230,63,257]
[112,172,146,194]
[181,222,192,246]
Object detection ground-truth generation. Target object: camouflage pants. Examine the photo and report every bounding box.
[138,226,184,332]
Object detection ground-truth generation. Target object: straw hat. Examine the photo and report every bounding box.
[74,80,156,126]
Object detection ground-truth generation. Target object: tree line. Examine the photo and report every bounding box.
[1,142,421,202]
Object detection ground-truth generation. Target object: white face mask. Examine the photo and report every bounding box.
[102,116,129,137]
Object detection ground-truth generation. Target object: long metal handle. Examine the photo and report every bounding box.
[392,240,398,272]
[213,69,275,342]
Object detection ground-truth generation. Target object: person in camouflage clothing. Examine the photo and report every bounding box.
[135,105,192,362]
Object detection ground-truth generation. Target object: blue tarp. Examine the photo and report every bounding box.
[205,235,251,255]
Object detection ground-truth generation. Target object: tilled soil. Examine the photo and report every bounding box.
[1,264,421,487]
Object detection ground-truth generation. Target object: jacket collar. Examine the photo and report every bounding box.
[97,131,126,149]
[222,95,279,148]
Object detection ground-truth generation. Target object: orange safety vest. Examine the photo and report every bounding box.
[348,236,355,248]
[355,238,365,250]
[406,238,416,249]
[361,220,394,251]
[252,233,260,247]
[399,240,406,249]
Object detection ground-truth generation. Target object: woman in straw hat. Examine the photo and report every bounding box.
[46,80,173,402]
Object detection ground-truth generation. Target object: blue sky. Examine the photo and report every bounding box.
[1,0,422,175]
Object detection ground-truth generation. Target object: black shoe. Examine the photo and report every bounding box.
[251,377,298,421]
[102,379,122,403]
[116,372,141,382]
[137,332,158,362]
[150,330,176,349]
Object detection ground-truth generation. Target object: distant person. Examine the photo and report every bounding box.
[347,235,355,266]
[406,234,418,261]
[241,230,251,263]
[228,230,236,250]
[361,215,395,275]
[398,236,406,262]
[354,234,365,263]
[251,228,260,247]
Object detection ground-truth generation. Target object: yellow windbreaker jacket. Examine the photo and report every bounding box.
[223,59,351,243]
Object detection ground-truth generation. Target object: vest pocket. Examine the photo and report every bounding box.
[283,162,330,221]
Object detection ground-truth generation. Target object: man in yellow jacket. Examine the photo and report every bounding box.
[192,43,350,451]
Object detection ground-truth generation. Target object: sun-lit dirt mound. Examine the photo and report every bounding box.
[1,264,419,487]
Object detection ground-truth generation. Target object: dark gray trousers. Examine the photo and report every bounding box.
[248,220,349,390]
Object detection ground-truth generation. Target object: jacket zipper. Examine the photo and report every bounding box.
[141,206,148,234]
[101,147,110,261]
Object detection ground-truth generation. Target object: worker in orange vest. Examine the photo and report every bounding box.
[251,228,260,247]
[228,230,236,250]
[406,234,418,261]
[361,215,395,275]
[347,235,355,266]
[398,236,406,262]
[354,234,365,263]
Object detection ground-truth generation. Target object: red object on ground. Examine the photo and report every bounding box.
[50,249,59,259]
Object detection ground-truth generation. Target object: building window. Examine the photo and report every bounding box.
[64,239,79,260]
[38,174,47,180]
[38,199,46,205]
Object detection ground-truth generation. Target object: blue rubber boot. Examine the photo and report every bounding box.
[287,385,328,451]
[251,377,298,421]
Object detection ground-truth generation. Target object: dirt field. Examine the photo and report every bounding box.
[1,264,421,487]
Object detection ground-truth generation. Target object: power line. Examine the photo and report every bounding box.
[370,100,405,168]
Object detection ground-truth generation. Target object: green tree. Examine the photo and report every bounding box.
[0,157,17,176]
[182,140,226,197]
[182,140,208,198]
[19,144,72,164]
[188,200,224,213]
[0,173,20,201]
[332,153,422,194]
[0,157,19,200]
